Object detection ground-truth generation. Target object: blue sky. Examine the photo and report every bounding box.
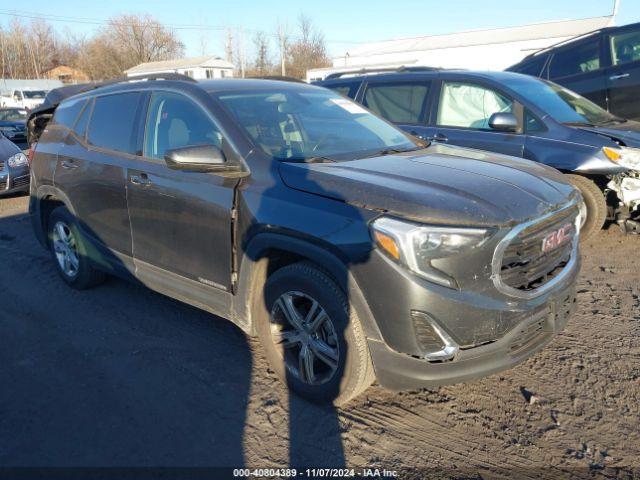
[1,0,638,58]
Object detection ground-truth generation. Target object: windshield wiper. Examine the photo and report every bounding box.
[598,117,628,126]
[563,121,597,127]
[359,145,426,159]
[278,155,336,164]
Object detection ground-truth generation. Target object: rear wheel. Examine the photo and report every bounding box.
[256,262,374,406]
[48,206,106,289]
[565,174,607,241]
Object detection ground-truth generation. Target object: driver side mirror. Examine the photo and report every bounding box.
[164,144,243,175]
[488,112,519,133]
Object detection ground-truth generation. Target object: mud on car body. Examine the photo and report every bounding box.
[27,76,581,405]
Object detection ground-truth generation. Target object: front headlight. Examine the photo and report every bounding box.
[602,146,640,170]
[7,152,28,168]
[371,217,491,288]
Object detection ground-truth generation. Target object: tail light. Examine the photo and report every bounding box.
[27,143,36,166]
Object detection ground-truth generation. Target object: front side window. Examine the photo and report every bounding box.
[144,91,224,160]
[363,82,430,124]
[610,29,640,65]
[548,40,601,78]
[87,92,142,154]
[215,89,417,162]
[437,82,513,130]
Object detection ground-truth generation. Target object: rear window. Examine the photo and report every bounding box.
[510,55,548,77]
[53,98,86,130]
[363,82,430,124]
[87,93,143,154]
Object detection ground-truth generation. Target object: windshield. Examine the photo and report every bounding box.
[504,77,617,126]
[0,109,26,121]
[23,90,46,99]
[215,88,418,161]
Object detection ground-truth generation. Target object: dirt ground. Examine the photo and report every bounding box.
[0,193,638,479]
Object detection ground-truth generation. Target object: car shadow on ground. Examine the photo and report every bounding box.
[0,205,351,470]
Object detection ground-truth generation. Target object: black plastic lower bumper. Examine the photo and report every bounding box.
[368,283,577,391]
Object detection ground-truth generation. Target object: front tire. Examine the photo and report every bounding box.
[48,206,106,289]
[256,262,374,406]
[565,174,607,241]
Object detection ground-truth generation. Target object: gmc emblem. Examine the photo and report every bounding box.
[541,224,573,253]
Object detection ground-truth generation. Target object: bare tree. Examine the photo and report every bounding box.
[250,31,272,76]
[286,15,330,79]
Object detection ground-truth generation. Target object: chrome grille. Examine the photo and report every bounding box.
[0,160,4,170]
[499,206,578,293]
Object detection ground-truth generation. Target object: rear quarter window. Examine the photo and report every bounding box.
[511,55,549,77]
[52,98,87,130]
[87,92,143,154]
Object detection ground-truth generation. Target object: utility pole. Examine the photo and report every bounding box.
[239,27,245,78]
[278,23,286,76]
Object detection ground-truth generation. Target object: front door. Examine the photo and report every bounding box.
[433,80,525,157]
[606,26,640,121]
[126,90,238,294]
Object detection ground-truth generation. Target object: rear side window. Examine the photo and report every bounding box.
[73,100,92,138]
[610,29,640,65]
[87,92,143,154]
[511,55,548,77]
[549,40,601,78]
[363,82,430,124]
[53,98,86,130]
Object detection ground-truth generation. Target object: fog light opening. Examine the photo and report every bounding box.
[411,311,459,362]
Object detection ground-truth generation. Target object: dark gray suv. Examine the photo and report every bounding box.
[28,76,581,404]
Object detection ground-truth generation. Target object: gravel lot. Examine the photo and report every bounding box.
[0,193,638,479]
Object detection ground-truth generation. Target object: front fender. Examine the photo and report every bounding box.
[232,232,382,341]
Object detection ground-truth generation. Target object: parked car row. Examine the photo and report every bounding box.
[23,74,581,404]
[508,21,640,122]
[315,66,640,239]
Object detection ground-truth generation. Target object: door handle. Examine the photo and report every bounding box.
[428,133,448,143]
[129,173,151,186]
[609,73,630,81]
[60,159,78,169]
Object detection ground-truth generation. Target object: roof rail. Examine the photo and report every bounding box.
[125,72,197,83]
[248,75,306,83]
[323,65,439,80]
[522,26,607,60]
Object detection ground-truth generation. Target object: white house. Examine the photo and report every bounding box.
[306,15,617,81]
[125,55,234,80]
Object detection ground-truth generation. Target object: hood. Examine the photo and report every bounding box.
[279,144,577,227]
[577,120,640,147]
[0,135,21,159]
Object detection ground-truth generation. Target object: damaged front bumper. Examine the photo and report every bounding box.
[607,171,640,233]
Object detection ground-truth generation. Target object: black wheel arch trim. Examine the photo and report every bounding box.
[232,232,383,342]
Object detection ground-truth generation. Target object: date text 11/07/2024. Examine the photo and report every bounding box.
[232,468,399,478]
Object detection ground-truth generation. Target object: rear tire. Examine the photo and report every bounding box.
[565,174,607,241]
[256,262,374,406]
[48,206,106,289]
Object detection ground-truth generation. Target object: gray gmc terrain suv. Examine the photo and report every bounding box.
[28,76,581,405]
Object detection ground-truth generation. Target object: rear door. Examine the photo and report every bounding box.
[605,25,640,120]
[54,92,144,272]
[433,79,525,157]
[547,36,608,110]
[361,78,434,140]
[126,90,238,295]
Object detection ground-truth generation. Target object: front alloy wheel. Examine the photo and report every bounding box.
[270,291,340,386]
